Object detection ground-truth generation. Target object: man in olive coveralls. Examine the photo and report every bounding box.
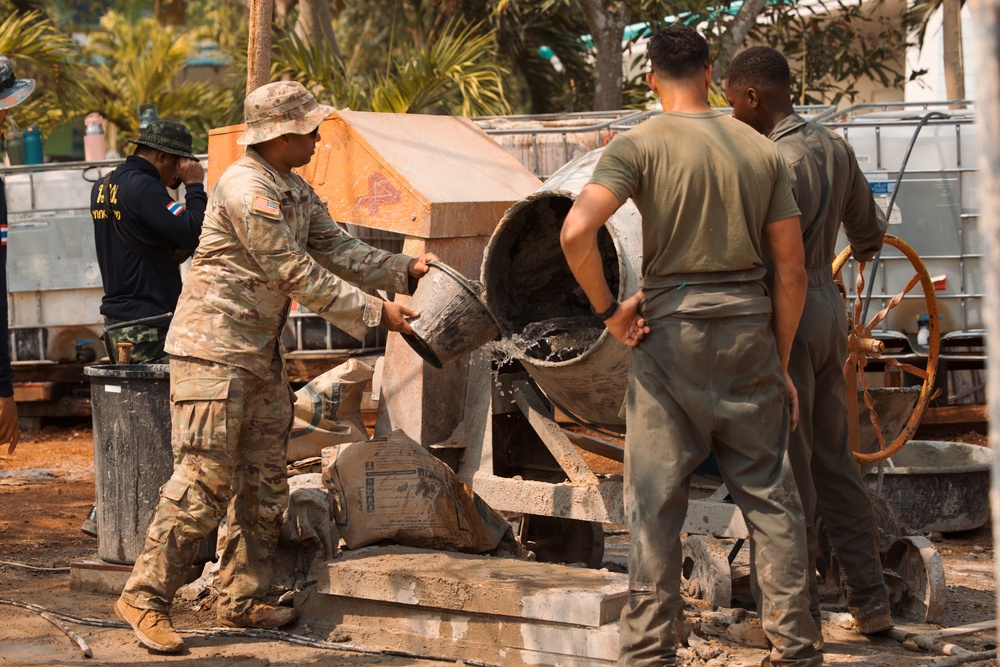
[726,46,891,639]
[115,81,438,654]
[561,26,821,666]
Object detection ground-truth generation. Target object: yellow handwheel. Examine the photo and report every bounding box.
[831,234,940,463]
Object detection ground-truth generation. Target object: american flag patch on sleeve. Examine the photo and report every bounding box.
[166,201,185,216]
[252,196,281,216]
[1,223,7,246]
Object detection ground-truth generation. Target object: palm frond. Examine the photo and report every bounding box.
[370,19,511,116]
[0,10,83,133]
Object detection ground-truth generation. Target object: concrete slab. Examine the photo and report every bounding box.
[298,589,619,667]
[314,546,627,627]
[69,559,132,595]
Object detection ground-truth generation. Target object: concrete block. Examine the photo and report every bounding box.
[314,545,627,627]
[69,559,132,595]
[297,589,619,667]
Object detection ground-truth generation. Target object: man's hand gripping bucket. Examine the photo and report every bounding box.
[400,260,500,368]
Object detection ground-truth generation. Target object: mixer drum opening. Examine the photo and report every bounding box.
[482,192,621,364]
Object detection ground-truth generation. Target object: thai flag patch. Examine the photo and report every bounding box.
[252,196,281,216]
[0,223,6,246]
[166,201,185,216]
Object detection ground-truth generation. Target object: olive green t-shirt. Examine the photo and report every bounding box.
[590,110,799,278]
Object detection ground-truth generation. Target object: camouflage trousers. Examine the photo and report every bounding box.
[619,286,821,667]
[788,281,889,626]
[103,318,169,364]
[120,355,294,617]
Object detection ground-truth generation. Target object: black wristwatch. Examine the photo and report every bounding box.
[594,298,619,321]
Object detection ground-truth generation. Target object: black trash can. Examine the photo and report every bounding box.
[85,364,216,565]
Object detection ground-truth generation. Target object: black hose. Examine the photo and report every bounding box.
[860,112,950,324]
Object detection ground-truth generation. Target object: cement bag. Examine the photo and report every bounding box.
[287,359,373,462]
[274,473,340,592]
[322,430,512,554]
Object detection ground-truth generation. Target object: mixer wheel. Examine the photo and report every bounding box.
[882,535,946,624]
[680,535,733,610]
[832,234,940,463]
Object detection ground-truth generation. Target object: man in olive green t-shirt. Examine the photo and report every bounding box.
[561,25,820,667]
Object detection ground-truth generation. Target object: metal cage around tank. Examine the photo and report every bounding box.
[815,101,983,361]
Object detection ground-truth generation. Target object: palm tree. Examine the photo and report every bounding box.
[77,9,237,152]
[272,18,511,116]
[0,10,82,135]
[905,0,966,99]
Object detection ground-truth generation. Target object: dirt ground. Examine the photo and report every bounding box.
[0,422,996,666]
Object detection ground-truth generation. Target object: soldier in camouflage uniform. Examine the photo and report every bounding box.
[115,81,438,654]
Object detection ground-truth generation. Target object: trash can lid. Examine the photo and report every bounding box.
[84,364,170,380]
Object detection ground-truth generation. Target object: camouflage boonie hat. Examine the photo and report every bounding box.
[0,55,35,110]
[237,81,335,146]
[129,119,196,159]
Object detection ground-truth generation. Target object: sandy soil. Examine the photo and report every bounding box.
[0,423,995,666]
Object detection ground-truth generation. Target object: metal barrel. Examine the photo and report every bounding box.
[480,147,641,428]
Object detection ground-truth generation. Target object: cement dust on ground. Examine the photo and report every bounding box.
[0,423,996,666]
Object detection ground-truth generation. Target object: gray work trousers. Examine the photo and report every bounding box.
[620,291,821,666]
[787,279,889,625]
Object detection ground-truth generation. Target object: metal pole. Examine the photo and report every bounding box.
[968,0,1000,626]
[246,0,273,95]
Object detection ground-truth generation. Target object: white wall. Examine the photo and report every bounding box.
[905,4,977,102]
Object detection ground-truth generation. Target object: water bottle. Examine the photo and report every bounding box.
[83,113,106,162]
[23,125,43,164]
[137,103,158,131]
[5,125,23,165]
[916,314,930,347]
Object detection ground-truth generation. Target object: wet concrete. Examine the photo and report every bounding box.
[483,194,619,347]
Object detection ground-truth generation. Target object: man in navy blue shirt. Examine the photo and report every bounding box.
[0,54,35,454]
[91,119,206,364]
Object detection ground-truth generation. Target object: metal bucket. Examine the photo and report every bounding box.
[865,440,992,533]
[480,147,642,428]
[401,261,501,369]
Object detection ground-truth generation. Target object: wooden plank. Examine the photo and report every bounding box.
[315,545,627,628]
[13,382,55,402]
[921,404,988,425]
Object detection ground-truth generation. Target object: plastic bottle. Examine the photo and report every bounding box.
[83,113,106,162]
[916,314,930,347]
[137,103,158,131]
[5,125,23,165]
[23,125,43,164]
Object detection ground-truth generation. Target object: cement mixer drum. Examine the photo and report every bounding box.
[480,148,643,428]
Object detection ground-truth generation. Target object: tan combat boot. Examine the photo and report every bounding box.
[218,602,298,629]
[114,597,185,653]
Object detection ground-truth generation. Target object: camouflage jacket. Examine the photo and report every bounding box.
[166,147,413,379]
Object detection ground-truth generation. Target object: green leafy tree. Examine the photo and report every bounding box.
[751,0,909,106]
[272,16,511,116]
[490,0,595,112]
[0,10,83,135]
[76,9,237,152]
